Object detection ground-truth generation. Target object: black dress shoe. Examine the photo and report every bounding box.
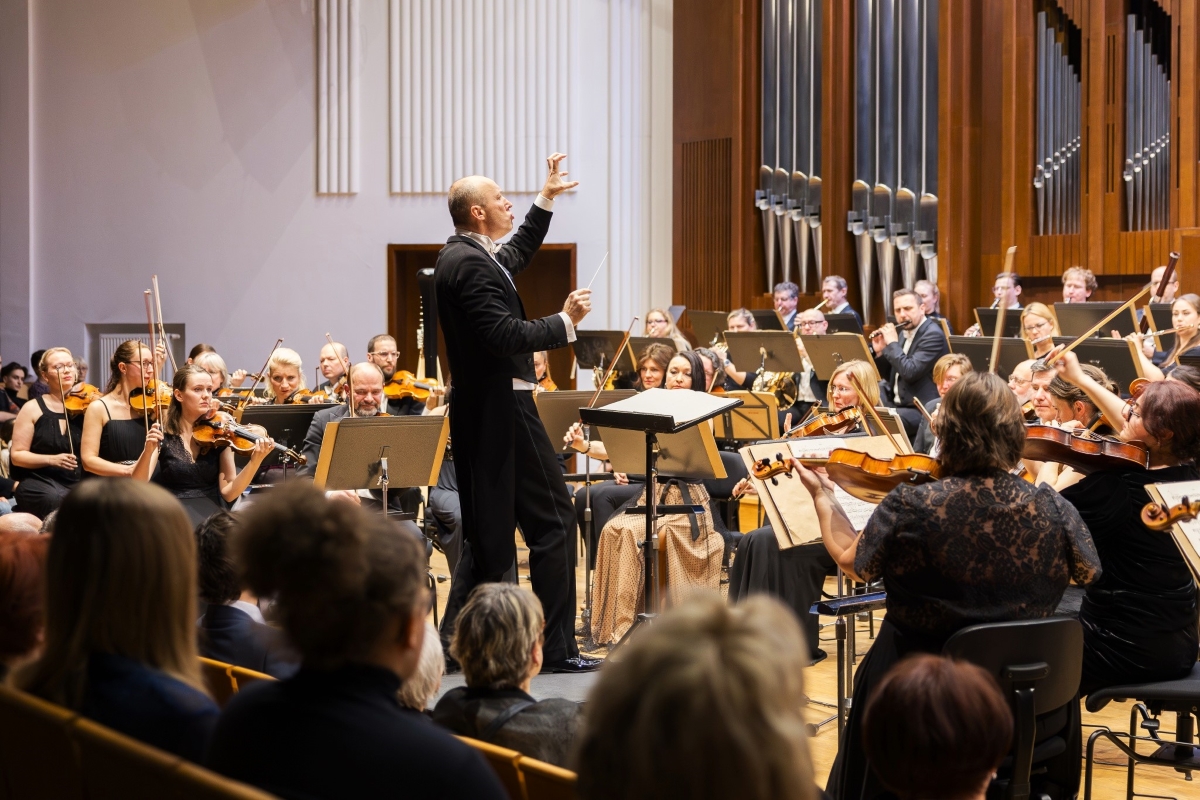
[541,656,604,674]
[809,648,828,667]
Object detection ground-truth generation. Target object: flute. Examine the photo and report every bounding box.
[1136,324,1198,340]
[869,320,913,340]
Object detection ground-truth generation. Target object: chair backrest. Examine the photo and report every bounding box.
[0,686,85,800]
[174,762,279,800]
[943,616,1083,714]
[198,657,238,708]
[458,735,527,800]
[518,756,578,800]
[704,450,749,499]
[74,715,182,800]
[227,665,275,695]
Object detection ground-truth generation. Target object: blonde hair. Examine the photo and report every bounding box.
[264,347,307,400]
[827,360,881,408]
[397,622,444,712]
[37,347,74,380]
[645,308,691,351]
[1020,303,1061,343]
[932,353,974,386]
[193,351,229,389]
[451,583,543,690]
[17,480,204,706]
[575,594,816,800]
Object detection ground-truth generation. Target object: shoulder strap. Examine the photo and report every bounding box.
[99,399,113,421]
[479,699,536,742]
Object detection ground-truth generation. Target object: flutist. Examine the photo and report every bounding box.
[870,289,949,438]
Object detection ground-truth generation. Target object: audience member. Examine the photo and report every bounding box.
[38,509,56,534]
[16,480,219,761]
[863,655,1013,800]
[0,531,49,681]
[2,362,28,409]
[575,594,817,800]
[0,512,41,536]
[195,512,298,679]
[206,482,505,800]
[434,584,582,768]
[397,622,444,715]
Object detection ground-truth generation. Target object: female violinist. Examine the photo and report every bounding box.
[1129,293,1200,380]
[634,343,673,391]
[1044,365,1117,434]
[9,348,84,518]
[644,308,691,351]
[1046,348,1200,696]
[132,365,274,525]
[533,350,557,392]
[825,360,880,424]
[261,347,308,404]
[79,340,158,477]
[1020,302,1060,360]
[793,372,1100,798]
[911,353,973,455]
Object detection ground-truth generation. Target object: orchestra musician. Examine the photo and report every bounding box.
[1008,359,1036,404]
[821,276,862,326]
[870,288,949,438]
[912,353,973,455]
[132,364,274,526]
[1020,302,1061,360]
[434,153,597,673]
[914,279,953,334]
[1149,264,1180,303]
[9,348,83,518]
[1061,266,1097,303]
[79,340,156,477]
[1027,360,1060,424]
[644,308,691,352]
[791,308,831,421]
[193,351,232,390]
[692,347,723,393]
[261,347,307,404]
[720,309,758,390]
[963,272,1023,337]
[1130,294,1200,380]
[634,343,673,390]
[316,341,349,397]
[1046,366,1117,433]
[773,281,800,331]
[366,334,436,416]
[533,350,556,391]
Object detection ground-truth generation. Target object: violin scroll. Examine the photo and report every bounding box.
[1141,497,1200,531]
[752,453,795,486]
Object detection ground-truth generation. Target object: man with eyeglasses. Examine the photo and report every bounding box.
[366,334,436,416]
[1008,359,1036,405]
[791,309,830,423]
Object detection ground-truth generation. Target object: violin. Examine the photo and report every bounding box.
[1141,497,1200,531]
[192,410,306,465]
[750,449,941,504]
[785,407,862,438]
[129,380,172,415]
[62,383,102,414]
[1022,424,1149,474]
[384,370,441,401]
[538,375,558,392]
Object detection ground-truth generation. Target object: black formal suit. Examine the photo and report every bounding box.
[434,202,580,663]
[198,605,299,680]
[873,317,949,438]
[832,302,863,328]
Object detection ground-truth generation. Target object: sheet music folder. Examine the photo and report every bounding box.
[1144,481,1200,582]
[579,387,743,434]
[313,415,448,491]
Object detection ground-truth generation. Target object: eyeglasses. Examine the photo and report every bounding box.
[799,320,825,329]
[370,351,400,360]
[125,360,156,370]
[1008,374,1032,386]
[1122,400,1141,420]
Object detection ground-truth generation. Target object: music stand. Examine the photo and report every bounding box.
[687,311,729,348]
[750,309,787,331]
[1055,302,1139,338]
[973,308,1023,338]
[580,388,741,644]
[824,313,864,335]
[572,330,630,377]
[711,391,780,441]
[232,403,333,470]
[626,336,678,370]
[312,415,449,514]
[798,334,881,382]
[535,390,638,455]
[949,335,1032,377]
[1177,354,1200,371]
[1050,336,1144,394]
[668,305,687,324]
[723,331,806,378]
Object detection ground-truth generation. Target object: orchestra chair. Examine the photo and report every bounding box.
[457,735,527,800]
[943,617,1084,800]
[199,657,240,708]
[703,450,749,534]
[1082,661,1200,800]
[227,663,276,695]
[517,756,578,800]
[0,686,84,800]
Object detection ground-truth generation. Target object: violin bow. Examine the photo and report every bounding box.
[241,339,283,412]
[990,246,1016,374]
[151,275,177,373]
[325,332,355,417]
[1046,285,1152,366]
[144,291,164,425]
[53,365,80,477]
[847,372,907,454]
[1139,251,1180,335]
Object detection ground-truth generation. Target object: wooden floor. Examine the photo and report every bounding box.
[426,508,1198,799]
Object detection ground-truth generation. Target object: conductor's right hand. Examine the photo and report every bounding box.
[563,288,592,326]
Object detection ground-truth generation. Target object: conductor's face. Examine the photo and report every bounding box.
[476,180,515,240]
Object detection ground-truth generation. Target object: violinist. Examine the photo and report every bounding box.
[1027,361,1060,424]
[912,353,973,455]
[871,288,948,438]
[792,372,1100,797]
[1008,359,1036,405]
[1020,302,1060,360]
[261,347,308,404]
[366,334,433,415]
[826,360,880,422]
[1130,294,1200,380]
[8,348,83,518]
[132,365,274,525]
[79,340,157,477]
[533,350,556,392]
[1045,366,1117,434]
[316,341,349,399]
[644,308,691,352]
[1046,349,1200,696]
[193,351,232,391]
[634,343,673,390]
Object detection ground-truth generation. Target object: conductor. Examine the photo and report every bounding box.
[435,153,599,672]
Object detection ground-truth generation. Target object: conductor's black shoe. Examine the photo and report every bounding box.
[809,648,828,666]
[541,656,604,674]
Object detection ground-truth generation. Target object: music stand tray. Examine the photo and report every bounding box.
[313,415,449,510]
[823,313,864,335]
[711,391,780,441]
[535,389,636,454]
[948,336,1032,377]
[750,309,787,331]
[798,334,880,382]
[233,403,335,469]
[1050,336,1144,393]
[973,308,1023,338]
[572,330,630,373]
[626,336,678,370]
[1054,302,1139,338]
[723,331,806,375]
[687,311,729,349]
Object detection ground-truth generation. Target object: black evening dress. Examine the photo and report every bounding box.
[152,434,229,526]
[95,400,147,466]
[13,396,83,518]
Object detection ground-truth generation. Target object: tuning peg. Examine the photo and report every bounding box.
[770,477,779,486]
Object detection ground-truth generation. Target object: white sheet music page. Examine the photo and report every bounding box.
[598,387,740,427]
[783,435,878,532]
[1149,479,1200,568]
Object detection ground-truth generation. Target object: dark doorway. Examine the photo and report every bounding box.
[387,243,577,387]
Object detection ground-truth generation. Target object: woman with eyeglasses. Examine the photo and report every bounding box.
[1047,347,1200,696]
[1020,303,1060,360]
[9,348,84,518]
[644,308,691,352]
[80,340,160,477]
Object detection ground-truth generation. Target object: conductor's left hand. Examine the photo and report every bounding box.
[541,153,579,199]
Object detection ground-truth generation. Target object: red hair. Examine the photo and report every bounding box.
[0,531,49,662]
[1140,380,1200,462]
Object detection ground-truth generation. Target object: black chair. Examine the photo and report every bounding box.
[703,450,748,533]
[1082,662,1200,800]
[943,617,1084,800]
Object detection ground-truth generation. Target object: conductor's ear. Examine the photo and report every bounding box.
[471,204,486,221]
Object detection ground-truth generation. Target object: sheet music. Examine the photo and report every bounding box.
[600,387,739,427]
[1149,480,1200,568]
[833,486,878,532]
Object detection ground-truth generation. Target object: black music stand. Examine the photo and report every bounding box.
[580,389,741,645]
[799,333,880,382]
[824,313,864,335]
[711,391,779,441]
[1050,336,1144,395]
[572,330,629,378]
[312,415,448,517]
[750,309,787,331]
[687,311,729,348]
[1054,301,1140,338]
[626,336,678,369]
[1177,354,1200,371]
[232,404,334,470]
[948,335,1032,377]
[973,308,1023,338]
[723,331,806,378]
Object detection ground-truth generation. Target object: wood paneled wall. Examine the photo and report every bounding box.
[675,0,1200,333]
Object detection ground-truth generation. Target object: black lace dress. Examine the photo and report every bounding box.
[13,396,83,518]
[829,469,1102,800]
[152,434,228,526]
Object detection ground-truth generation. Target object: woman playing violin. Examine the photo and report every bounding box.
[1044,365,1116,434]
[79,340,159,477]
[634,343,673,391]
[1020,302,1060,360]
[533,350,556,392]
[1045,349,1200,696]
[1130,294,1200,380]
[793,372,1100,798]
[261,347,308,404]
[133,365,275,525]
[8,348,84,518]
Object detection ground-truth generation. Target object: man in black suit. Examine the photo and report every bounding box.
[822,275,863,327]
[871,288,949,438]
[365,333,438,416]
[434,153,598,673]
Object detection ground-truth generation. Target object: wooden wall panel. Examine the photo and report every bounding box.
[678,139,734,315]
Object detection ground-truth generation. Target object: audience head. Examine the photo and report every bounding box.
[1007,359,1036,404]
[104,340,153,394]
[17,480,202,707]
[1129,379,1200,463]
[367,334,400,381]
[1061,266,1097,303]
[828,360,880,410]
[29,351,46,381]
[937,372,1025,476]
[636,343,674,391]
[822,275,849,308]
[993,272,1022,308]
[38,510,57,535]
[1150,265,1180,303]
[726,309,756,332]
[397,622,445,712]
[891,289,926,327]
[665,352,707,392]
[932,353,973,398]
[773,282,800,318]
[265,347,306,400]
[235,482,428,674]
[451,584,544,691]
[914,279,941,315]
[863,654,1012,800]
[195,512,242,606]
[0,531,49,679]
[576,594,815,800]
[1020,303,1060,345]
[2,362,27,392]
[193,351,230,390]
[0,513,43,537]
[187,343,217,363]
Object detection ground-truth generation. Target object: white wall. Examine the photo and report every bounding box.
[0,0,671,378]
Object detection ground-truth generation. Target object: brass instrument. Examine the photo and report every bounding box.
[752,370,799,408]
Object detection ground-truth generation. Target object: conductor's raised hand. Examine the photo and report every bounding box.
[541,153,579,199]
[563,288,592,326]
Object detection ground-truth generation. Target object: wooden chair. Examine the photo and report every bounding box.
[174,762,278,800]
[199,657,239,708]
[457,735,527,800]
[227,664,275,694]
[74,715,182,800]
[0,686,84,800]
[518,756,578,800]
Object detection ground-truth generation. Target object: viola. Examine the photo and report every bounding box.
[751,453,829,484]
[823,449,941,504]
[62,383,102,414]
[384,370,441,401]
[1022,424,1149,474]
[785,407,862,438]
[1141,497,1200,531]
[192,410,306,465]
